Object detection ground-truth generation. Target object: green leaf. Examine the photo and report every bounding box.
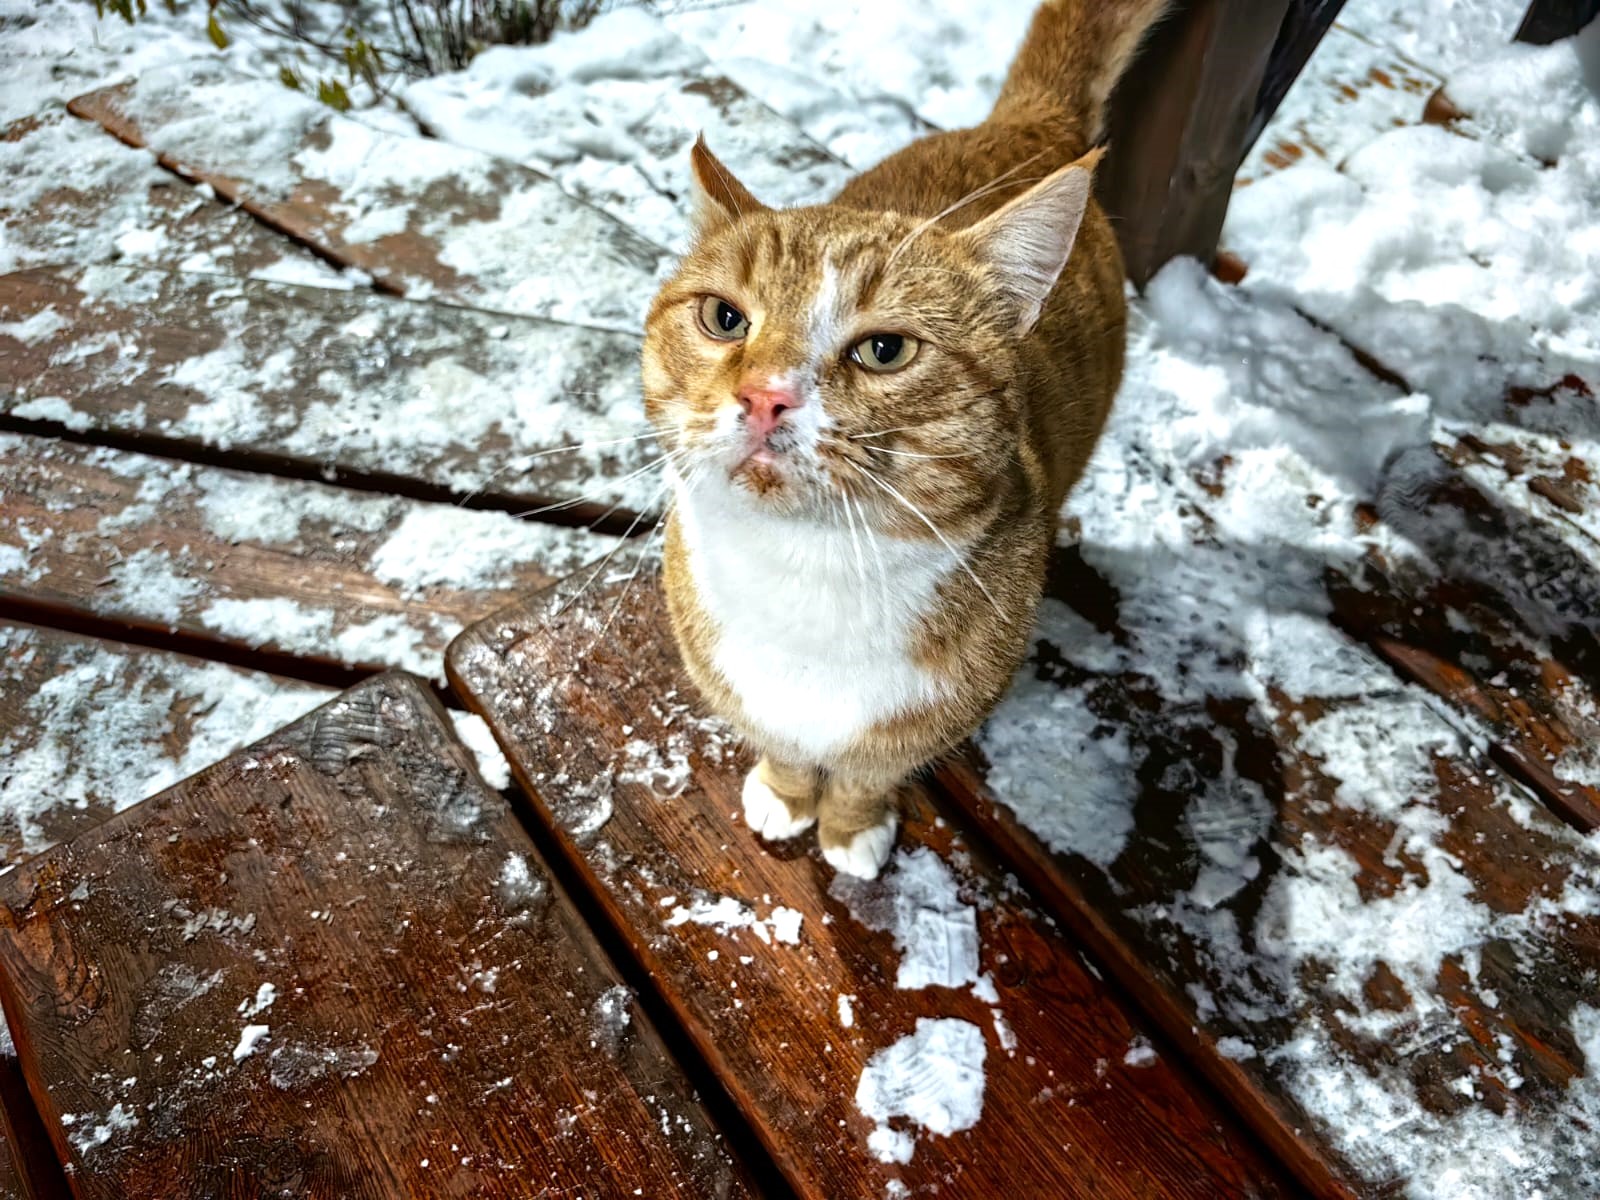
[206,12,228,49]
[278,65,302,91]
[316,79,351,112]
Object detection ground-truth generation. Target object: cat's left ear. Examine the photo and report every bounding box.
[689,135,769,237]
[958,147,1105,334]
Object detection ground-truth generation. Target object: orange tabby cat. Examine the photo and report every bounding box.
[642,0,1168,877]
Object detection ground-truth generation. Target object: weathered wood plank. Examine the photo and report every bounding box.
[1,109,342,285]
[67,61,669,331]
[1099,0,1296,286]
[0,267,658,520]
[448,560,1295,1200]
[0,672,757,1198]
[1246,0,1350,154]
[0,433,611,681]
[938,544,1600,1197]
[0,621,331,869]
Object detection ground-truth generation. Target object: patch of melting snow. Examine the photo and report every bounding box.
[856,1018,986,1164]
[66,1102,139,1157]
[239,982,277,1020]
[1123,1037,1158,1068]
[232,1023,271,1062]
[452,713,513,791]
[663,894,803,946]
[830,847,980,991]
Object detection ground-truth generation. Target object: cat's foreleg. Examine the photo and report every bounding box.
[817,767,904,880]
[742,756,821,840]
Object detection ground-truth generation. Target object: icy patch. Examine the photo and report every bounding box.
[856,1018,986,1164]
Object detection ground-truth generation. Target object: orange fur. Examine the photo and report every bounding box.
[642,0,1169,878]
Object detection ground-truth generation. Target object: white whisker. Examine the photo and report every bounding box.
[844,460,1004,620]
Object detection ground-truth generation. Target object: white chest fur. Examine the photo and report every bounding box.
[673,475,957,764]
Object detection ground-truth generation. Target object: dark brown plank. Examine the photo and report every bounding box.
[0,433,610,680]
[1515,0,1600,43]
[0,672,756,1199]
[1245,0,1350,153]
[937,541,1600,1198]
[67,63,668,332]
[1099,0,1296,286]
[1,109,340,285]
[0,621,332,868]
[0,267,658,522]
[448,559,1295,1200]
[0,1130,20,1200]
[0,1043,70,1200]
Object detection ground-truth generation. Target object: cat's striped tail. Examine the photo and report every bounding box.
[989,0,1171,148]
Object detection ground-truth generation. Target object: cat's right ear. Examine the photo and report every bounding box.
[690,135,767,237]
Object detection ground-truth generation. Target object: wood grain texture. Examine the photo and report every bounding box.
[0,673,755,1199]
[448,558,1293,1200]
[0,432,609,680]
[936,539,1600,1198]
[1098,0,1295,286]
[66,63,667,332]
[0,267,659,521]
[1,109,340,284]
[0,621,331,869]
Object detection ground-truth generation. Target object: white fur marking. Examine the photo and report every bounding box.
[823,817,898,880]
[742,768,815,840]
[675,470,956,763]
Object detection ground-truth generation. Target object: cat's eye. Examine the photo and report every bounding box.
[850,332,920,373]
[697,296,749,341]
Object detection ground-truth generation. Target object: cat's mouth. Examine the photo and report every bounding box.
[730,449,788,496]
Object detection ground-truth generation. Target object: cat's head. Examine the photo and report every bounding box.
[642,138,1097,533]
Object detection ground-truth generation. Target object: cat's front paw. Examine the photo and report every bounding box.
[742,767,816,840]
[820,816,898,880]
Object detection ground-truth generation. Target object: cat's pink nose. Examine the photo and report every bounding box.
[739,386,799,439]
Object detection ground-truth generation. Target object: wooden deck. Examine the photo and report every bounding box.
[2,14,1598,1199]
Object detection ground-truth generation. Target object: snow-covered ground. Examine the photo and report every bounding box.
[4,0,1599,1194]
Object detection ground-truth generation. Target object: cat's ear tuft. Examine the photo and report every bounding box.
[959,148,1104,334]
[690,135,768,237]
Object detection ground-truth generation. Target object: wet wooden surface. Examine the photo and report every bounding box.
[448,559,1294,1200]
[935,533,1600,1198]
[0,673,756,1199]
[67,67,668,331]
[0,621,331,869]
[0,266,658,522]
[0,432,609,679]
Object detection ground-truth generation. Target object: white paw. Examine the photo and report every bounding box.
[822,817,898,880]
[742,769,815,840]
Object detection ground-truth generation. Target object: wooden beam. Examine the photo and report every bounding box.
[1246,0,1352,150]
[1515,0,1600,43]
[1099,0,1348,286]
